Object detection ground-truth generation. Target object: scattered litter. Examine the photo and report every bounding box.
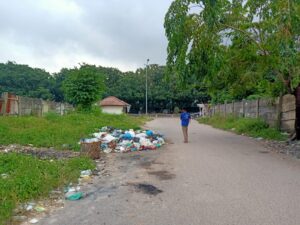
[26,204,34,211]
[80,127,165,154]
[256,137,263,141]
[12,215,28,222]
[29,218,39,224]
[65,192,84,201]
[80,170,92,176]
[1,173,8,179]
[34,206,46,212]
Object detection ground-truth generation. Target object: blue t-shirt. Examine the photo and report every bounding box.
[180,112,191,126]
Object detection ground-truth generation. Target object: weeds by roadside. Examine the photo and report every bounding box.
[198,115,286,141]
[0,153,95,224]
[0,108,147,150]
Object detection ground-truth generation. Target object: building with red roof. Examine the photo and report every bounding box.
[99,96,131,114]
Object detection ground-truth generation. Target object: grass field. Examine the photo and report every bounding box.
[0,154,95,224]
[0,109,147,224]
[0,109,147,150]
[198,114,287,141]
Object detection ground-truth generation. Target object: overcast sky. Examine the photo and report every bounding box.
[0,0,173,73]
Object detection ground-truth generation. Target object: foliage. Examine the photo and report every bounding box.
[164,0,300,103]
[198,115,286,140]
[63,64,105,110]
[0,108,146,150]
[104,64,210,113]
[0,153,94,224]
[0,61,210,112]
[0,61,53,99]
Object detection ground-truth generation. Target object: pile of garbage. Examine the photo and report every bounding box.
[80,126,165,153]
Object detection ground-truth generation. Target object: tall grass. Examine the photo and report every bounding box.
[198,114,286,140]
[0,153,95,224]
[0,109,147,150]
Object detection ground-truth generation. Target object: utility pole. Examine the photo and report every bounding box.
[145,58,149,115]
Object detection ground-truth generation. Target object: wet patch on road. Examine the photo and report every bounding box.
[148,170,176,180]
[132,183,163,195]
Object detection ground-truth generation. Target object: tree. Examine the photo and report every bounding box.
[0,61,53,99]
[63,64,105,110]
[164,0,300,136]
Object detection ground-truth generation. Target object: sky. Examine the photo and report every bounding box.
[0,0,173,73]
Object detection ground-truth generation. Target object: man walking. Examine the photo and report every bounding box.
[180,108,191,143]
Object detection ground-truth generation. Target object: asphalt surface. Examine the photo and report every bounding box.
[38,118,300,225]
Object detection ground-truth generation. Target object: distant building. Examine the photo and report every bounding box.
[99,96,131,114]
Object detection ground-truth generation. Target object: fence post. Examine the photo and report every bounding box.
[256,98,260,118]
[224,101,227,117]
[16,96,20,116]
[2,92,8,115]
[276,95,283,130]
[232,101,235,117]
[242,99,246,117]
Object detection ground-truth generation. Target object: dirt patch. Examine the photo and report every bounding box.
[0,144,79,159]
[139,161,152,169]
[148,170,176,180]
[132,183,163,195]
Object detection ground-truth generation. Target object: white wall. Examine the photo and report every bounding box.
[102,106,124,114]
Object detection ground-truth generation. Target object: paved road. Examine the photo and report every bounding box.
[39,118,300,225]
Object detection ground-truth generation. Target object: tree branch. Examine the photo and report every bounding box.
[220,23,268,55]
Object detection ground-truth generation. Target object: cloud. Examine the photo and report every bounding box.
[0,0,173,73]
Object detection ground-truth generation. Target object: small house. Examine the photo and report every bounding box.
[100,96,131,114]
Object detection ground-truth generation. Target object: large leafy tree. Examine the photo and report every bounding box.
[63,64,105,110]
[164,0,300,135]
[0,61,53,99]
[104,64,209,113]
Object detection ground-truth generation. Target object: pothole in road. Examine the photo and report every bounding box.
[148,170,176,180]
[130,183,163,195]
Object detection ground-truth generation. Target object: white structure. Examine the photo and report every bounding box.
[100,96,131,115]
[197,103,208,116]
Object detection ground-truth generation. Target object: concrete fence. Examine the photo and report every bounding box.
[0,92,74,116]
[209,94,296,132]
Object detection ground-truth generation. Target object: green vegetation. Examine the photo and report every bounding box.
[63,64,106,110]
[0,61,54,99]
[164,0,300,103]
[198,115,286,141]
[0,61,209,113]
[0,153,95,224]
[0,109,147,150]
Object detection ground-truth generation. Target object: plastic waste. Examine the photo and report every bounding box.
[35,206,46,212]
[146,130,154,136]
[65,192,84,201]
[81,169,92,176]
[103,134,116,142]
[1,173,9,179]
[29,218,39,224]
[122,133,132,140]
[81,126,165,154]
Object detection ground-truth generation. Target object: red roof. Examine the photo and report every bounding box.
[100,96,130,106]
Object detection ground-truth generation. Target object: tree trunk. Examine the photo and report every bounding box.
[295,85,300,139]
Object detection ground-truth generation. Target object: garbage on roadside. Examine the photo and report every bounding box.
[64,172,90,201]
[29,218,39,224]
[79,126,165,154]
[1,173,9,179]
[65,191,84,201]
[34,206,46,212]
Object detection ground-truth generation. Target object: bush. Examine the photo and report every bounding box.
[198,114,286,140]
[0,110,146,150]
[0,154,95,224]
